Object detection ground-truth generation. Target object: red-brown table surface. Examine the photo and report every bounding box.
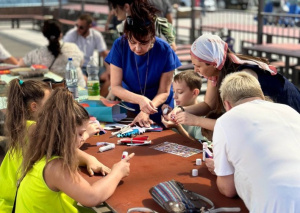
[81,130,248,213]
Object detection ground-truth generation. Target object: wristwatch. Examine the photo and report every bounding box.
[177,105,185,112]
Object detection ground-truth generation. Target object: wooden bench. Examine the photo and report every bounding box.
[0,14,45,29]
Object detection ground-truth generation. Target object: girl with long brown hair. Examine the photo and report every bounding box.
[0,80,110,213]
[16,88,134,212]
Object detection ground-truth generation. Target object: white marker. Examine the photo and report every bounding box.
[121,151,129,159]
[99,143,115,152]
[163,107,168,115]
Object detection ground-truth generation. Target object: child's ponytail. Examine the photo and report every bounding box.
[5,79,49,154]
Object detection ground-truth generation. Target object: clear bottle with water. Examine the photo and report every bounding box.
[86,56,100,100]
[65,57,78,99]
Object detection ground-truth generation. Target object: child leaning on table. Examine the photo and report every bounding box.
[161,70,207,142]
[16,88,134,212]
[0,79,110,213]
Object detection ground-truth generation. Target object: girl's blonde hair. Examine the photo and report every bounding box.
[5,79,50,154]
[22,88,89,179]
[220,72,265,104]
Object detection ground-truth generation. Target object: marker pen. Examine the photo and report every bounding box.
[121,151,128,159]
[99,143,115,152]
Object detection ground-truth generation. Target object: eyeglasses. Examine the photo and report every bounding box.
[75,24,85,30]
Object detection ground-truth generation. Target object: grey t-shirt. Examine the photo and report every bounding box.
[149,0,173,18]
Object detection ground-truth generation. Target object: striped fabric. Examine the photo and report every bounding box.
[150,180,195,211]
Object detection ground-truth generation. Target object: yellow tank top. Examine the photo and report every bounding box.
[0,120,35,213]
[16,156,95,213]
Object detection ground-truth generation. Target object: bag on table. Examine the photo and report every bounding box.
[80,100,127,123]
[149,180,241,213]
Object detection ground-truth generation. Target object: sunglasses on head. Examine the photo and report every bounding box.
[43,78,66,90]
[75,24,85,30]
[126,16,150,27]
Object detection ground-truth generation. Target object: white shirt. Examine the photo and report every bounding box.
[0,43,11,60]
[22,42,86,87]
[63,28,107,67]
[213,100,300,213]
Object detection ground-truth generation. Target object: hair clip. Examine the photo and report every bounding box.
[19,79,24,85]
[126,16,134,26]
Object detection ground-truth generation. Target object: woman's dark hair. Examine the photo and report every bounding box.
[214,48,270,113]
[42,19,62,58]
[122,0,158,43]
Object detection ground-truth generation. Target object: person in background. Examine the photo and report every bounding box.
[0,42,18,65]
[18,19,86,87]
[108,0,177,51]
[205,71,300,212]
[105,1,181,127]
[161,70,207,142]
[149,0,174,23]
[16,88,134,212]
[63,14,110,94]
[0,80,110,213]
[164,34,300,135]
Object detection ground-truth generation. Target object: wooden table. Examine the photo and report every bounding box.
[81,130,248,213]
[242,43,300,82]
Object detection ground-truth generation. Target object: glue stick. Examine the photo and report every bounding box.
[203,142,208,162]
[99,143,115,152]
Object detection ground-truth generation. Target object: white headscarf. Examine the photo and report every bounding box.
[191,34,277,74]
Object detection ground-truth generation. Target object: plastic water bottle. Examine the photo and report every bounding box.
[65,57,78,99]
[86,56,100,100]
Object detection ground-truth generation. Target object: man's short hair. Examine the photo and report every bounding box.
[174,70,202,91]
[219,72,264,104]
[78,14,93,26]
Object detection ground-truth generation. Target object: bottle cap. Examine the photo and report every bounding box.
[68,57,72,61]
[196,159,202,166]
[192,169,198,177]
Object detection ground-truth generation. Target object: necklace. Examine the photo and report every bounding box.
[134,52,149,96]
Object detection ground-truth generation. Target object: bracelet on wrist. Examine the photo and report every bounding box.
[177,106,185,112]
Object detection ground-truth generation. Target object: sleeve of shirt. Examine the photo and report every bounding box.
[164,0,173,14]
[213,119,235,176]
[155,17,175,45]
[95,31,107,53]
[63,29,76,43]
[22,49,39,66]
[0,43,11,60]
[104,38,122,68]
[161,42,181,72]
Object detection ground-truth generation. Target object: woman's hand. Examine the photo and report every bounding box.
[138,96,158,114]
[86,156,111,176]
[174,111,199,126]
[130,111,154,127]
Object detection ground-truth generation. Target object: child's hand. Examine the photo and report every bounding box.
[111,153,135,179]
[86,117,102,137]
[161,116,177,128]
[86,156,111,176]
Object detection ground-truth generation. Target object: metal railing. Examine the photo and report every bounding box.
[175,7,300,53]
